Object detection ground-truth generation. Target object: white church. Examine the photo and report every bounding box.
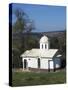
[21,35,61,72]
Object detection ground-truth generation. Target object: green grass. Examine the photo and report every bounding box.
[12,70,66,86]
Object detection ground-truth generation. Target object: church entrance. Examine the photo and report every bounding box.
[24,59,27,69]
[38,58,40,68]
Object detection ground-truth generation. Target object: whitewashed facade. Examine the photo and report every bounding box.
[21,36,61,72]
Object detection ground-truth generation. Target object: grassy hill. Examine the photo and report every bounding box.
[12,70,66,86]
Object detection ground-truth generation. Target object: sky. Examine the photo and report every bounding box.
[12,3,66,32]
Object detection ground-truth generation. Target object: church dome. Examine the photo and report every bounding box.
[40,35,48,43]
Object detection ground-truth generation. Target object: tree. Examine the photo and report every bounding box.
[50,31,66,68]
[12,8,35,68]
[12,8,35,51]
[50,37,59,49]
[12,8,35,33]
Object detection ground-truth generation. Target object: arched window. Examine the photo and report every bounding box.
[42,44,43,49]
[38,58,40,68]
[45,44,46,48]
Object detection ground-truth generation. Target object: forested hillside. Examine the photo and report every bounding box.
[12,31,66,68]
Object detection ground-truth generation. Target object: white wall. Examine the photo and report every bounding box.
[22,57,61,69]
[41,58,49,69]
[23,57,38,68]
[41,57,61,69]
[23,57,52,69]
[49,60,54,69]
[28,58,38,68]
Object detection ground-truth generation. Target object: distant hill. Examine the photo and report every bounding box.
[12,30,66,40]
